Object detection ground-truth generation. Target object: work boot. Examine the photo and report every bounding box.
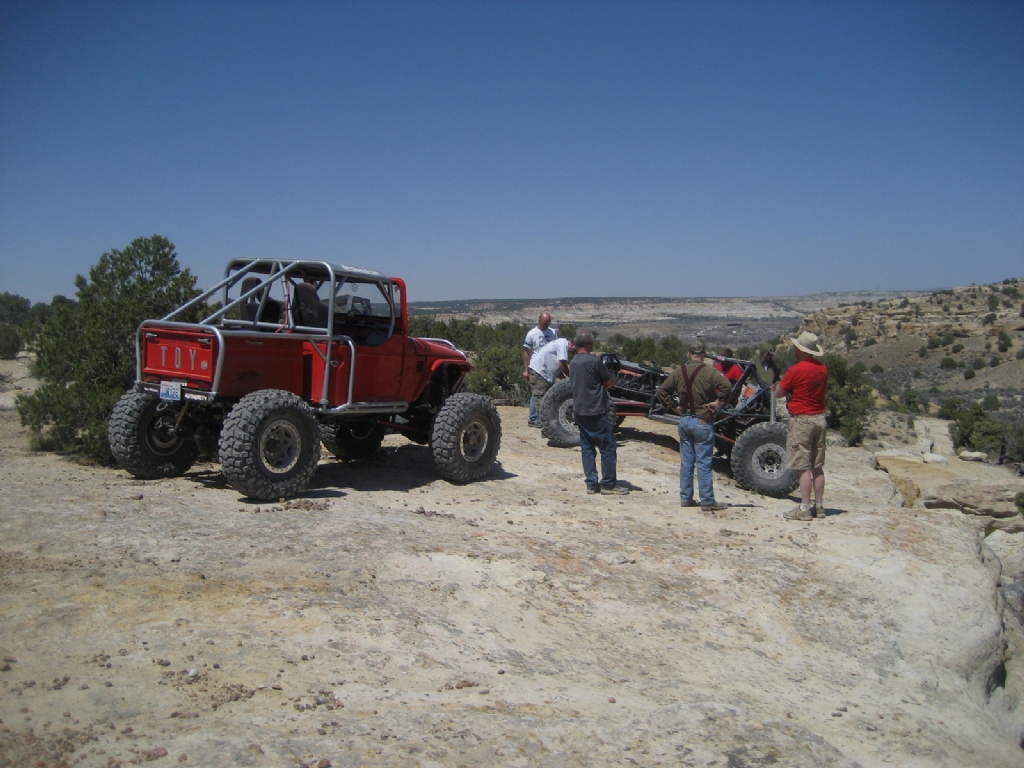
[784,505,813,521]
[586,486,601,495]
[701,501,728,512]
[603,485,630,496]
[680,499,699,508]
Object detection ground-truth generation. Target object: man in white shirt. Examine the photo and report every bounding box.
[522,312,557,426]
[529,337,574,421]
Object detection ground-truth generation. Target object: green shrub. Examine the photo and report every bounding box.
[982,394,1000,411]
[937,397,962,420]
[983,313,997,325]
[1017,348,1024,360]
[951,343,964,354]
[863,337,877,347]
[964,369,976,380]
[822,353,874,446]
[972,357,986,370]
[0,325,22,359]
[870,364,884,373]
[940,357,958,370]
[466,343,528,404]
[16,236,201,462]
[918,345,927,358]
[990,356,1001,367]
[988,294,1000,312]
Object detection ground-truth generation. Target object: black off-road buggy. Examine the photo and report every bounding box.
[538,353,799,497]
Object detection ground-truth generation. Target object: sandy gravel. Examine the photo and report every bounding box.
[1,361,1023,766]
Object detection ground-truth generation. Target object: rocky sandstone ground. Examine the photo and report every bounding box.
[1,353,1023,767]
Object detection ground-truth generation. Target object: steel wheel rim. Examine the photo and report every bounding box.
[557,400,575,428]
[260,419,301,474]
[460,419,489,462]
[751,443,785,479]
[147,411,181,455]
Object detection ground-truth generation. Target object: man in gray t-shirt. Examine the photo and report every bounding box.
[568,330,627,495]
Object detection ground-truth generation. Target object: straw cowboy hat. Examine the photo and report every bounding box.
[791,331,824,356]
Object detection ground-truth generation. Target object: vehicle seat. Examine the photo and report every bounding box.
[293,282,328,328]
[240,278,281,325]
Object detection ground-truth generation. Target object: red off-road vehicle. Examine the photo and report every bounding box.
[109,259,501,500]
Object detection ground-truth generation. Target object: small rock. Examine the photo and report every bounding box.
[608,697,616,703]
[317,760,332,768]
[178,755,188,763]
[959,451,987,462]
[0,663,10,672]
[80,683,89,690]
[142,746,168,760]
[119,649,129,656]
[2,655,16,663]
[922,453,947,464]
[157,659,171,667]
[831,712,843,717]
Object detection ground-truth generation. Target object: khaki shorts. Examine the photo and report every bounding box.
[786,413,826,471]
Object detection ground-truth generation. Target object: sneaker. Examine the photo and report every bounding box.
[784,505,813,521]
[586,486,602,495]
[528,421,542,429]
[814,504,826,518]
[603,485,630,495]
[701,502,728,512]
[680,499,699,508]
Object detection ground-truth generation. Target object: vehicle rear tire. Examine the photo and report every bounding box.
[219,389,321,501]
[109,390,198,479]
[539,379,579,447]
[730,421,799,497]
[322,420,385,459]
[430,393,501,483]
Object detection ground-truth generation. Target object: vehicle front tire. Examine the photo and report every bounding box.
[109,390,198,479]
[430,393,501,483]
[730,421,799,497]
[219,389,321,501]
[322,420,385,459]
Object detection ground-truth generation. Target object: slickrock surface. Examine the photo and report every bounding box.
[1,391,1022,766]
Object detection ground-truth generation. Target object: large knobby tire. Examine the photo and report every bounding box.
[109,390,198,479]
[730,421,799,497]
[539,379,579,447]
[322,420,385,459]
[430,393,501,483]
[539,379,618,448]
[219,390,322,501]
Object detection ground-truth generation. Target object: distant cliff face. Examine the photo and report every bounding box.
[798,278,1024,422]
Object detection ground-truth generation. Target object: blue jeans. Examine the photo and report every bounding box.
[576,413,617,490]
[528,395,538,424]
[678,415,715,505]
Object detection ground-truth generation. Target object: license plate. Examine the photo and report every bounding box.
[159,381,182,401]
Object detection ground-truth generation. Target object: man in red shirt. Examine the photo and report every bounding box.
[773,331,829,521]
[715,348,743,384]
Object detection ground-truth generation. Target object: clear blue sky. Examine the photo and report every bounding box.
[1,1,1021,305]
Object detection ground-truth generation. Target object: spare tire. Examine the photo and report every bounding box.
[539,379,617,448]
[730,421,799,497]
[539,379,579,447]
